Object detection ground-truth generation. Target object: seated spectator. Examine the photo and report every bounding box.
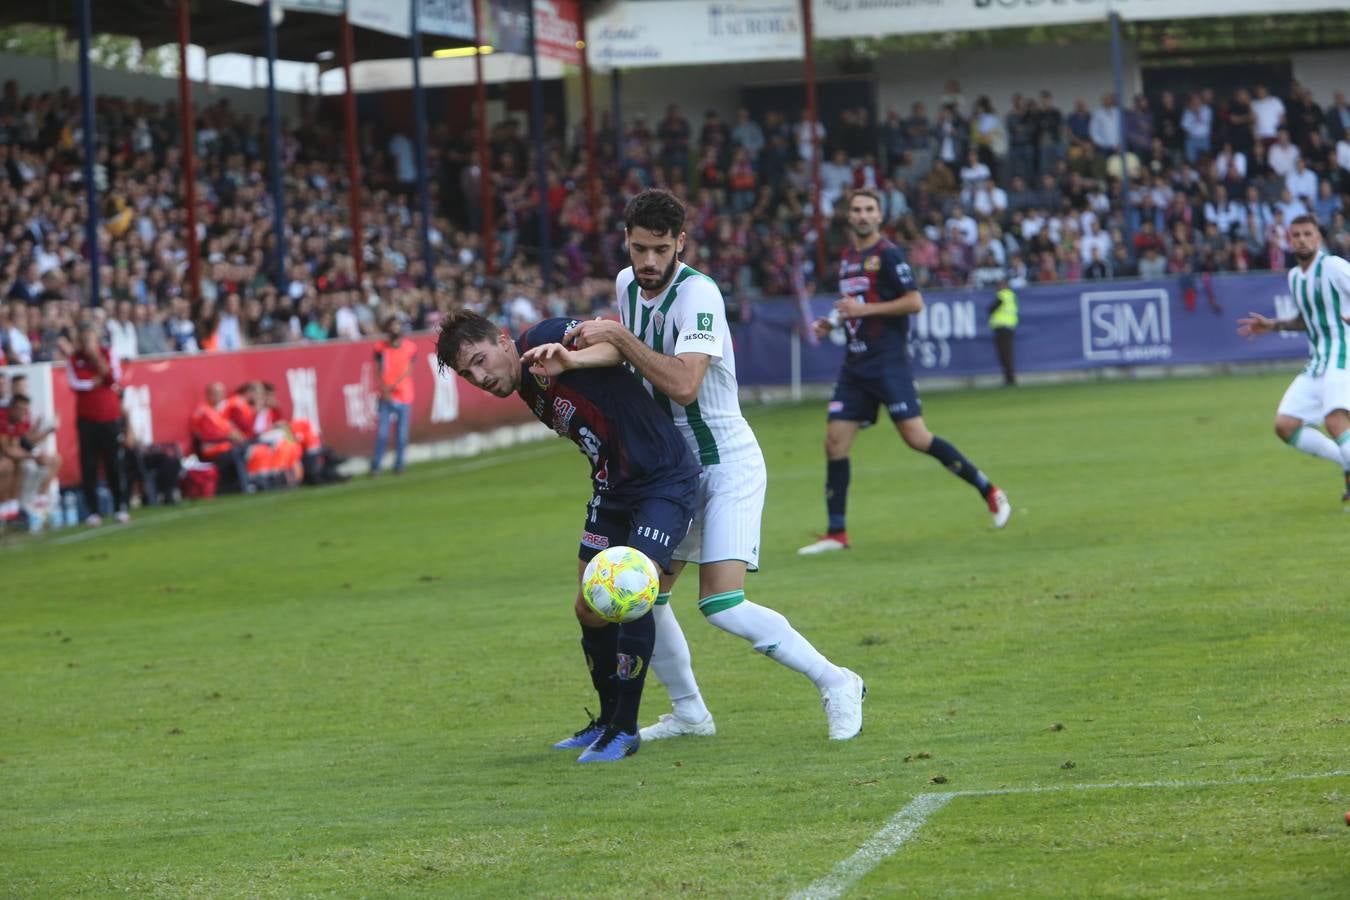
[1084,246,1112,280]
[944,204,978,247]
[1110,243,1138,279]
[134,303,169,356]
[0,393,61,525]
[971,178,1008,220]
[106,300,138,360]
[1275,188,1309,225]
[1315,180,1343,224]
[1284,158,1319,209]
[257,382,346,486]
[1267,129,1301,177]
[1138,246,1167,279]
[190,381,251,493]
[1213,142,1247,187]
[1204,186,1243,236]
[959,149,991,199]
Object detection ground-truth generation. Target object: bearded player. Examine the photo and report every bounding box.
[569,189,866,743]
[1238,214,1350,503]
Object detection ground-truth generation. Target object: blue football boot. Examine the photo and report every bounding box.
[552,711,605,750]
[577,725,641,763]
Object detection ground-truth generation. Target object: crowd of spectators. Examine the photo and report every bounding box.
[2,72,1350,365]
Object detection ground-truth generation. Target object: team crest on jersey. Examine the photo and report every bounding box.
[653,311,665,333]
[533,372,550,390]
[864,255,881,273]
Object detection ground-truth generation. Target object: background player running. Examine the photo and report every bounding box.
[1238,214,1350,504]
[800,189,1011,555]
[437,311,698,763]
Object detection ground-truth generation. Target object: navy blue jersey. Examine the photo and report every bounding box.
[516,318,699,498]
[837,239,918,371]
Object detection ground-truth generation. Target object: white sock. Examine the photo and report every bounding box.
[702,591,847,690]
[1336,431,1350,470]
[651,596,709,722]
[1289,426,1343,466]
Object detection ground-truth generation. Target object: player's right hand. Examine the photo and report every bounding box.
[522,342,573,377]
[1236,312,1273,338]
[811,317,833,340]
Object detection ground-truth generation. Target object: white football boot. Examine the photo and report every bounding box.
[987,487,1011,529]
[797,532,850,555]
[639,712,716,741]
[820,668,866,740]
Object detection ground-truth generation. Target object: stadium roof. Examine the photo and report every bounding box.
[0,0,474,64]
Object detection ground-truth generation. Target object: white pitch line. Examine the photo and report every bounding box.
[789,769,1350,900]
[788,792,954,900]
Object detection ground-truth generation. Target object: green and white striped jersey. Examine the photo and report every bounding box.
[616,263,759,466]
[1288,252,1350,376]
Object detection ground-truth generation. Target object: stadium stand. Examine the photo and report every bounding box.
[1,75,1349,367]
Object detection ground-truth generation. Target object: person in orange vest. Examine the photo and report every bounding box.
[371,315,417,476]
[224,381,290,484]
[190,382,251,492]
[258,382,347,485]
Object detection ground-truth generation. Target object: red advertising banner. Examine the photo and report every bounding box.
[45,335,535,487]
[534,0,582,65]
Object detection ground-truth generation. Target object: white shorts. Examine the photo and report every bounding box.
[1277,370,1350,423]
[673,451,766,572]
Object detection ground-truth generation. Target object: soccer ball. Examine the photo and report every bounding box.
[582,546,660,623]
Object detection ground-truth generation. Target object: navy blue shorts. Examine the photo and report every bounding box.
[578,480,696,574]
[827,364,922,425]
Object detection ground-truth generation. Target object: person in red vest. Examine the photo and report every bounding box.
[371,315,417,476]
[61,323,128,526]
[190,381,252,493]
[0,393,62,520]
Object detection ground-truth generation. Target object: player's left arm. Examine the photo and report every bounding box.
[571,283,721,406]
[1331,258,1350,324]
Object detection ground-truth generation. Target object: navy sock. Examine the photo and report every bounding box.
[826,457,850,533]
[579,623,620,724]
[611,611,656,734]
[926,436,992,498]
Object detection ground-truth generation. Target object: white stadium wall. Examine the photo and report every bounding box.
[0,51,307,121]
[591,41,1142,135]
[1291,49,1348,104]
[873,41,1141,119]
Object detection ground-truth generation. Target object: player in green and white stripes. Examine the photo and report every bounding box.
[571,190,866,741]
[1238,214,1350,503]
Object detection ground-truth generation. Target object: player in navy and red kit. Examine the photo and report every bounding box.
[436,310,698,763]
[799,189,1011,555]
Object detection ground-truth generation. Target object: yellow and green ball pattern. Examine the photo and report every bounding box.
[582,546,660,623]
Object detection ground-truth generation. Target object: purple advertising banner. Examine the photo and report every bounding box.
[733,273,1311,386]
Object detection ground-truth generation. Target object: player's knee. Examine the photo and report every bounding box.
[574,593,607,627]
[900,425,929,450]
[1274,420,1298,442]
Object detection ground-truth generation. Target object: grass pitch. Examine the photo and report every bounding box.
[3,371,1348,897]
